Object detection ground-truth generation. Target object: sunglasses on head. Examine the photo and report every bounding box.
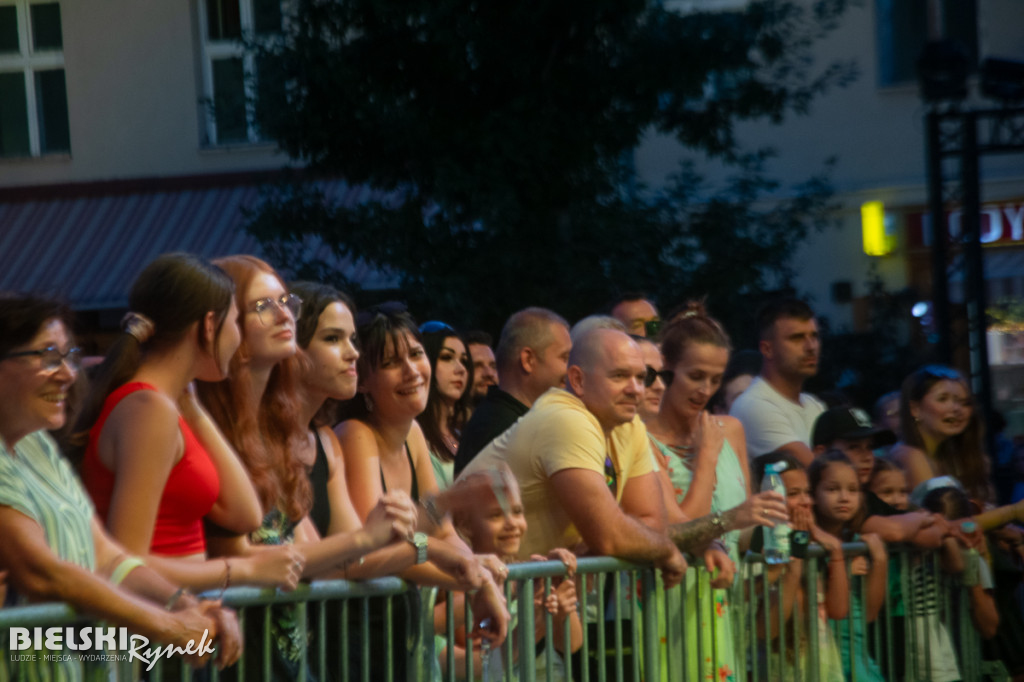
[920,364,963,381]
[419,320,457,334]
[645,365,673,387]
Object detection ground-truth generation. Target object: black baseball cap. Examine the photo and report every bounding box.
[812,407,897,449]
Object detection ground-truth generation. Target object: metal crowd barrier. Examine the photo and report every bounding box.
[0,547,1009,681]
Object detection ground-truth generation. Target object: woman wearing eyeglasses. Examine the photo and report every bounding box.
[74,253,304,596]
[416,321,473,491]
[0,293,243,677]
[643,301,753,682]
[195,257,420,681]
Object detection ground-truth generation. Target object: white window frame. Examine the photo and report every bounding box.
[198,0,284,146]
[0,0,66,157]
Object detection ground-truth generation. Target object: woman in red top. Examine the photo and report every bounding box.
[74,252,303,592]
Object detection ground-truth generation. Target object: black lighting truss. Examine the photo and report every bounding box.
[925,104,1024,448]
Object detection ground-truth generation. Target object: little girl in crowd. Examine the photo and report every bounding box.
[867,462,998,680]
[448,467,582,681]
[752,453,846,682]
[808,450,888,682]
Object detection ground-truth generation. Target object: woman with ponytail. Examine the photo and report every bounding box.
[74,253,304,593]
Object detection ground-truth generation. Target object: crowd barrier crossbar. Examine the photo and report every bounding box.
[0,546,1002,681]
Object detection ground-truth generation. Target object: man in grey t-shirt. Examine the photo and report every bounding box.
[730,298,824,465]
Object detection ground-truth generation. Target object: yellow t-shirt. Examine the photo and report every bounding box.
[460,388,653,559]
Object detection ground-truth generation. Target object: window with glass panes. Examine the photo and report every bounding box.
[0,1,69,158]
[198,0,283,145]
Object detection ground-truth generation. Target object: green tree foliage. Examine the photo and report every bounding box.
[247,0,857,334]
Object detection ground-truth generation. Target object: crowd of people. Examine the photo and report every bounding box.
[0,252,1021,681]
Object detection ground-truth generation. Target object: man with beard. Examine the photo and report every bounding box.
[730,298,825,465]
[465,330,499,407]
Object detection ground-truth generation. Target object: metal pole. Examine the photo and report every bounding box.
[926,110,953,364]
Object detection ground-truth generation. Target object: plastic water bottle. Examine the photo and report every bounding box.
[762,461,791,564]
[961,520,980,587]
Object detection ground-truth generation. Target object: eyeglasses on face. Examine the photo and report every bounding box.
[249,293,302,326]
[645,365,673,388]
[2,345,82,373]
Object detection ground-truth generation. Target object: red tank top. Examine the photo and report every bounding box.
[82,382,219,556]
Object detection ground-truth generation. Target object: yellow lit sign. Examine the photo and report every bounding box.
[861,201,895,256]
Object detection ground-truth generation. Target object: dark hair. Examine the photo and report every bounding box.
[291,281,356,351]
[417,325,473,461]
[196,255,310,522]
[72,253,234,455]
[751,450,805,489]
[605,292,652,314]
[336,302,421,423]
[708,348,761,413]
[807,449,861,538]
[756,297,815,341]
[290,280,357,427]
[921,486,972,520]
[869,457,902,482]
[899,365,989,502]
[0,294,82,438]
[0,294,73,358]
[660,300,731,369]
[464,330,493,348]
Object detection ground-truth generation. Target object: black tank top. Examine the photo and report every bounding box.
[380,442,419,503]
[308,428,332,538]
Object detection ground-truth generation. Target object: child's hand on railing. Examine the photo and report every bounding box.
[544,547,578,578]
[862,532,887,563]
[703,543,735,588]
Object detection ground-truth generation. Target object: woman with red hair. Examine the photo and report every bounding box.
[196,256,418,680]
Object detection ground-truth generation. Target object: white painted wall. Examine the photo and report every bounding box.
[0,0,285,188]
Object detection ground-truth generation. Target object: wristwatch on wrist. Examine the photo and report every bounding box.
[409,532,428,564]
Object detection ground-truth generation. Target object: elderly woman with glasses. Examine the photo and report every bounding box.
[0,293,242,677]
[415,320,473,490]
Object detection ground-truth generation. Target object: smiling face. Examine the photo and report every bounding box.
[243,272,297,368]
[662,342,729,421]
[637,339,665,423]
[870,469,909,511]
[301,302,360,402]
[456,476,527,559]
[911,379,971,445]
[0,318,77,447]
[573,332,647,433]
[434,335,469,404]
[361,331,431,418]
[813,462,861,526]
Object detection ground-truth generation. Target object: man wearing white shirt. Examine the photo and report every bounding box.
[730,298,824,465]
